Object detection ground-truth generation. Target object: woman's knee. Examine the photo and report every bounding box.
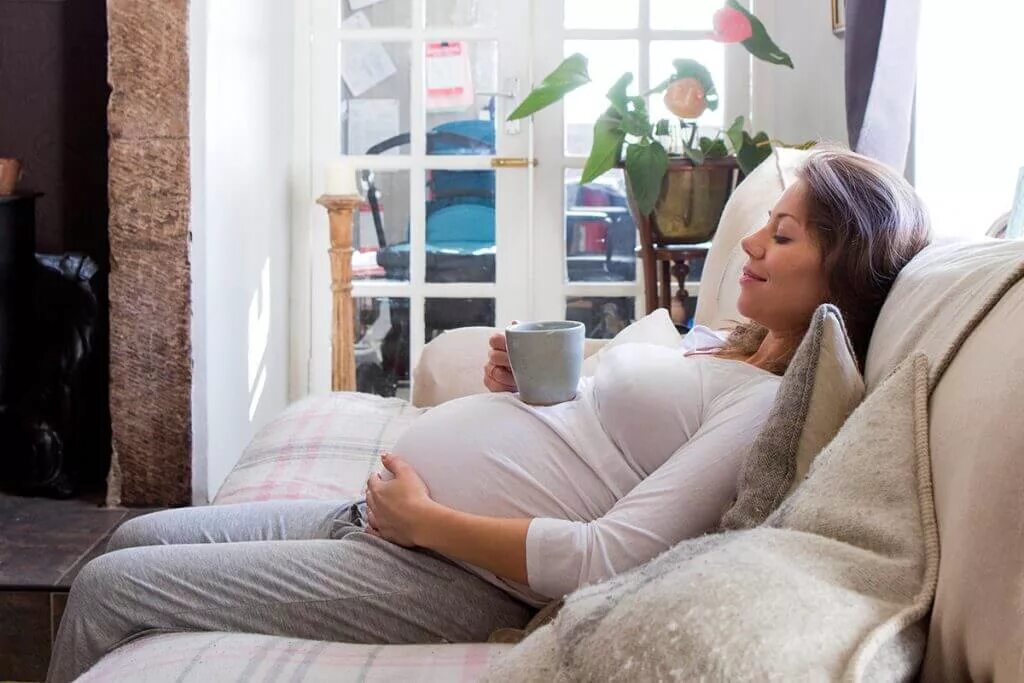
[68,549,136,608]
[106,514,162,552]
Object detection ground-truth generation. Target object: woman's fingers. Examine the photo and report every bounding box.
[488,332,508,353]
[483,362,516,392]
[488,348,510,368]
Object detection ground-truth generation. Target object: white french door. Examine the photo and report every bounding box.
[299,0,745,399]
[306,0,533,397]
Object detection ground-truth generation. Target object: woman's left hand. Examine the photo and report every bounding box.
[364,453,437,547]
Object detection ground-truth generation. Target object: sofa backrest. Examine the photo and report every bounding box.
[694,146,809,330]
[863,238,1024,680]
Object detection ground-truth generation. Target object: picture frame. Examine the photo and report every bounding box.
[831,0,846,36]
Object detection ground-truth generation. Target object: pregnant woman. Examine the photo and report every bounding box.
[48,149,930,682]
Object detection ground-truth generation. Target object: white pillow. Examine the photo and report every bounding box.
[580,309,682,377]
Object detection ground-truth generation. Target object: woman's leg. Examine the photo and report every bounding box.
[47,529,533,683]
[106,499,364,551]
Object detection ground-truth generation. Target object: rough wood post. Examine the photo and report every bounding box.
[107,0,191,505]
[316,194,360,392]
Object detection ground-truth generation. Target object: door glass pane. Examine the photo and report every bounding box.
[564,168,636,283]
[566,297,636,339]
[425,41,499,156]
[427,0,499,27]
[353,169,409,282]
[340,43,410,155]
[564,40,638,156]
[564,0,638,29]
[354,296,410,399]
[649,0,720,30]
[340,1,412,28]
[425,170,496,283]
[425,298,495,342]
[649,40,725,131]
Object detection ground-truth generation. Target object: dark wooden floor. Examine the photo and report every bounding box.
[0,492,155,681]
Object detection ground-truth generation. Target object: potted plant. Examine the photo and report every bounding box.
[507,1,795,243]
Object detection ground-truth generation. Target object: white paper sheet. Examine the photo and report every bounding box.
[346,99,401,155]
[340,12,397,97]
[349,0,386,10]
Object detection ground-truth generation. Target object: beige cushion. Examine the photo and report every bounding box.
[920,284,1024,681]
[720,304,864,530]
[578,308,681,376]
[411,326,626,408]
[485,354,937,681]
[694,146,810,330]
[863,238,1024,680]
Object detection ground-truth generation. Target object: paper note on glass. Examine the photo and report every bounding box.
[346,99,400,155]
[425,41,474,112]
[340,13,397,97]
[1007,167,1024,239]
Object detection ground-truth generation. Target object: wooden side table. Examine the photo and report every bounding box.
[644,243,710,326]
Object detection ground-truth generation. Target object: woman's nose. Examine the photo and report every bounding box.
[741,230,766,259]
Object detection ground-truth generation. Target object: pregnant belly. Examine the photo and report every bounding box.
[392,393,606,520]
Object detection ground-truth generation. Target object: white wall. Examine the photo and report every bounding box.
[750,0,847,147]
[189,0,294,503]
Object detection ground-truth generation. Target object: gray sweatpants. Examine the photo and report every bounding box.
[47,500,534,683]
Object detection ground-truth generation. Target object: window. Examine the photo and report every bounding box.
[915,1,1024,237]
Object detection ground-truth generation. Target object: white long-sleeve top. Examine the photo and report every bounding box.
[393,327,780,605]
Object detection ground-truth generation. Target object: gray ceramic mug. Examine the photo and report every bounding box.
[505,321,585,405]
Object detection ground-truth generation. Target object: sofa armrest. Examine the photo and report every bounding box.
[411,327,609,408]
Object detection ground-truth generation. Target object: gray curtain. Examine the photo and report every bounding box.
[845,0,922,173]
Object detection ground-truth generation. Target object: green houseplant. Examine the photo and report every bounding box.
[507,1,795,221]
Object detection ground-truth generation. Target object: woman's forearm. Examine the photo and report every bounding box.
[413,503,531,585]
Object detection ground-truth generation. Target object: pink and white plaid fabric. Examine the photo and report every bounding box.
[214,393,425,505]
[79,393,517,682]
[77,632,512,682]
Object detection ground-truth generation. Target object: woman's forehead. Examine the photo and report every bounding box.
[773,181,809,220]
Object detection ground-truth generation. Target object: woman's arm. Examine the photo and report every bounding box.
[416,505,530,584]
[365,454,531,584]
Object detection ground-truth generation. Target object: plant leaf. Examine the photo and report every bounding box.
[581,108,626,184]
[736,131,773,175]
[606,73,633,117]
[621,110,652,137]
[683,144,705,165]
[654,118,671,136]
[508,53,591,120]
[727,0,794,68]
[725,115,746,153]
[625,140,669,216]
[699,137,729,158]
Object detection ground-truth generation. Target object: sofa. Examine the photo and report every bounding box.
[76,150,1024,681]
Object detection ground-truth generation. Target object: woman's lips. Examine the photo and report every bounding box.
[739,267,767,284]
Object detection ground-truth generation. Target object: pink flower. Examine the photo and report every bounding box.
[711,7,753,43]
[663,78,707,119]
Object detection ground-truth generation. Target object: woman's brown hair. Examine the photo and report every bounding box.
[720,147,932,373]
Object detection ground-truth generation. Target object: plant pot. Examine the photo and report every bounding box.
[626,157,741,316]
[646,157,740,244]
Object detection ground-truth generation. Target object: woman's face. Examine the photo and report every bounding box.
[736,180,829,334]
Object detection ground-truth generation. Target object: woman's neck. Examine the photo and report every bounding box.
[745,328,805,371]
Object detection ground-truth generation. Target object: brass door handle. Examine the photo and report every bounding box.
[490,157,538,168]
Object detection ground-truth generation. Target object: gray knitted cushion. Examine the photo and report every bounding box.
[719,303,864,531]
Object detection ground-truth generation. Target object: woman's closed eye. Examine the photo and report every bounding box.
[772,234,792,244]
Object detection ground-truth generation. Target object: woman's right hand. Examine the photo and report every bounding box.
[483,330,517,393]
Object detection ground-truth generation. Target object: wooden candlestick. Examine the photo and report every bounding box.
[317,194,361,392]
